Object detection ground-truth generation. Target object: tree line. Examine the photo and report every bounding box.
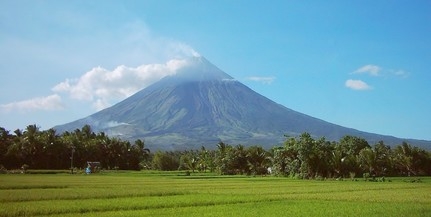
[1,125,430,178]
[0,125,149,171]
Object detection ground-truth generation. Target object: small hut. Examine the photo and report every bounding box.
[86,161,101,174]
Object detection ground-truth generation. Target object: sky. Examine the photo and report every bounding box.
[1,0,430,141]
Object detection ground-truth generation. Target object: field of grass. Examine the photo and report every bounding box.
[1,171,430,217]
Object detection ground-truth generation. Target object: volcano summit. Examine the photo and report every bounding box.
[55,56,430,150]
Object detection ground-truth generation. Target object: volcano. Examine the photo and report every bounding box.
[55,56,431,150]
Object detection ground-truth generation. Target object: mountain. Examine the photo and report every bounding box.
[55,56,431,150]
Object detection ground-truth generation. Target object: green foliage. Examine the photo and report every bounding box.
[178,150,198,172]
[152,151,179,171]
[1,124,430,179]
[214,143,270,175]
[0,125,150,170]
[270,133,431,179]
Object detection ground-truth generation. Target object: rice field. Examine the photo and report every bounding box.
[1,171,430,217]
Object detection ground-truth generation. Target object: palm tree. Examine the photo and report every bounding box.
[0,127,14,168]
[373,141,392,176]
[119,139,150,170]
[134,139,150,162]
[247,146,269,175]
[22,125,42,167]
[179,151,198,172]
[358,147,377,176]
[394,142,414,176]
[198,146,209,172]
[216,142,232,175]
[231,144,248,174]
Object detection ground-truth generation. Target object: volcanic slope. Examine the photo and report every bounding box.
[55,56,430,150]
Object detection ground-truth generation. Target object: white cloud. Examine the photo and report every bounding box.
[52,59,191,110]
[391,69,410,78]
[345,79,372,90]
[246,76,276,84]
[0,94,64,113]
[353,65,381,76]
[352,65,410,79]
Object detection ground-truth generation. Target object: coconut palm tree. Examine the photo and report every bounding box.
[358,147,377,176]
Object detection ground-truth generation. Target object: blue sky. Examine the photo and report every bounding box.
[1,0,430,141]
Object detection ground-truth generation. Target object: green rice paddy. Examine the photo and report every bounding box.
[1,172,430,217]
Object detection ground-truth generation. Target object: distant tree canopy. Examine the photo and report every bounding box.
[0,125,149,170]
[0,125,430,178]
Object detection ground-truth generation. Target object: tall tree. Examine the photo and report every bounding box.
[0,127,14,168]
[373,141,393,176]
[393,142,414,176]
[358,147,377,176]
[179,150,198,172]
[247,146,269,175]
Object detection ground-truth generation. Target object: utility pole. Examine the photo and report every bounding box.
[70,146,75,174]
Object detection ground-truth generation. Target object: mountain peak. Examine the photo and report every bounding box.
[171,56,233,82]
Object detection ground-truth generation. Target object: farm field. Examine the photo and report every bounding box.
[0,172,430,217]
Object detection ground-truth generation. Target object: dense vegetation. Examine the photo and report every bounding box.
[0,125,149,171]
[1,125,430,178]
